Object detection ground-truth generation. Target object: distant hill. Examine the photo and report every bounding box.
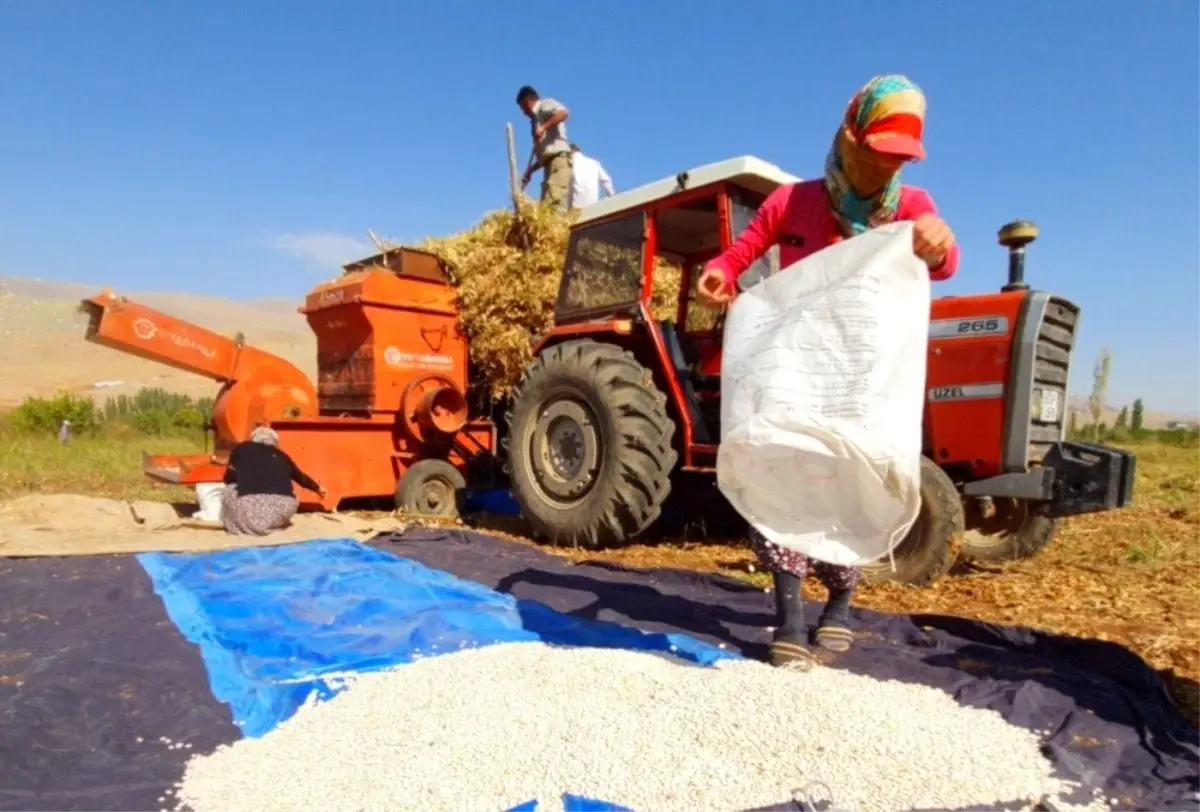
[0,276,316,407]
[2,274,1196,429]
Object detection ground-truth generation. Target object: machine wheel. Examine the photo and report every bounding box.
[504,339,677,548]
[862,456,964,587]
[962,498,1059,562]
[395,459,466,518]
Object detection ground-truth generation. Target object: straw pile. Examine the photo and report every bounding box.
[412,205,681,401]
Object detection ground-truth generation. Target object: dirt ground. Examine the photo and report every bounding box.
[0,493,409,556]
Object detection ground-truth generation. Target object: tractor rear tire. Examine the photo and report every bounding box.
[504,339,677,548]
[395,459,466,518]
[962,498,1059,562]
[862,456,964,587]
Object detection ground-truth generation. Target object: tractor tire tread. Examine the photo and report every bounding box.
[504,339,677,548]
[863,456,964,588]
[394,458,466,518]
[962,509,1059,562]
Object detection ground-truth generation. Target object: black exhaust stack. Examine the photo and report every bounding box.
[998,220,1039,292]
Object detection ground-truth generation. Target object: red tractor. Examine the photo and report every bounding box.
[503,156,1136,586]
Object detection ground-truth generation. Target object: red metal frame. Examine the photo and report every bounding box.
[539,179,744,471]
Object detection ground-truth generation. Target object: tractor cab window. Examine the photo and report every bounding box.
[556,213,645,320]
[683,262,721,333]
[729,189,780,292]
[653,196,723,336]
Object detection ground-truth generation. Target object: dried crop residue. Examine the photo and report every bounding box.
[410,204,680,401]
[171,643,1103,812]
[503,442,1200,726]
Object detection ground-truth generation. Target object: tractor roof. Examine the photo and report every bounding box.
[575,155,802,227]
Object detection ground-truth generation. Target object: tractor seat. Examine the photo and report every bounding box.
[658,321,720,392]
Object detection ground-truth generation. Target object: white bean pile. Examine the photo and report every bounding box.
[169,643,1107,812]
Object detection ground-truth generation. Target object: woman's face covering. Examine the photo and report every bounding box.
[840,133,908,196]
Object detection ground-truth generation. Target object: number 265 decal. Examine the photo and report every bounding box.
[956,318,1001,334]
[928,316,1009,339]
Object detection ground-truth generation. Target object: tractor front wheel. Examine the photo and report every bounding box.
[962,498,1058,562]
[505,339,677,548]
[862,456,964,587]
[395,459,466,518]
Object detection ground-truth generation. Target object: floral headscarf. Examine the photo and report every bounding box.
[824,75,928,236]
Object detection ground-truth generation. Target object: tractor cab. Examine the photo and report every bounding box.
[546,156,802,464]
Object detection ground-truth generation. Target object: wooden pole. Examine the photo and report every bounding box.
[505,122,523,213]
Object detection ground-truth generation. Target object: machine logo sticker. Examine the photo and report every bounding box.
[928,383,1005,402]
[132,316,217,359]
[384,345,454,370]
[133,318,158,341]
[928,316,1009,339]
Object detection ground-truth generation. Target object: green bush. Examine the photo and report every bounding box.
[9,394,97,435]
[1156,427,1200,448]
[172,407,208,432]
[7,387,216,439]
[130,409,174,436]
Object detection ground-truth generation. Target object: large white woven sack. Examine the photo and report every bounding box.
[717,221,931,567]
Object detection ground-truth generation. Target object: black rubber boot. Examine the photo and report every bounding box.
[814,587,855,652]
[768,571,812,668]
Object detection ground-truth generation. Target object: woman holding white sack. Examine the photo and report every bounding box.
[696,74,959,666]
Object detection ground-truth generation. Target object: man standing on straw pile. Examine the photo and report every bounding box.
[567,143,615,210]
[517,85,572,210]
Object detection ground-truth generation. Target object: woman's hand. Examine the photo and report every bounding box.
[913,214,955,267]
[696,267,734,308]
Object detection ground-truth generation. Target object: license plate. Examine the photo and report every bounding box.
[1039,389,1061,423]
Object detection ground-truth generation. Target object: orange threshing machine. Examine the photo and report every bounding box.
[79,247,496,515]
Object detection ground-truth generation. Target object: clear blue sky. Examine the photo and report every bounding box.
[1,1,1196,413]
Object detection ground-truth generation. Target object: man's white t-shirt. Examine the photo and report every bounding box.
[569,152,615,209]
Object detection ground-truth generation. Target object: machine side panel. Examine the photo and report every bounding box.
[303,272,468,415]
[924,292,1026,477]
[310,305,376,412]
[371,310,469,414]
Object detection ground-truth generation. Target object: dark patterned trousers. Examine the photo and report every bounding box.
[747,528,862,593]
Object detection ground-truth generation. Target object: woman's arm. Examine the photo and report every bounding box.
[287,457,322,494]
[222,444,243,484]
[929,242,960,282]
[705,184,791,290]
[903,188,959,281]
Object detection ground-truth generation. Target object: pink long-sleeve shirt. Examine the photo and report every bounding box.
[707,179,960,289]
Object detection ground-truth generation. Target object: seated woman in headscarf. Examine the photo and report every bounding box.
[696,74,959,667]
[220,426,324,536]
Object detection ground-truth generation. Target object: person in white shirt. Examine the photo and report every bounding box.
[567,144,615,210]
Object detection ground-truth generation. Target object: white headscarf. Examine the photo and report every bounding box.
[250,426,280,446]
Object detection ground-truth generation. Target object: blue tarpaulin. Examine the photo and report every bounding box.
[137,538,737,739]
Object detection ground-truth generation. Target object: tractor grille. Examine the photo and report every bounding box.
[1026,297,1079,464]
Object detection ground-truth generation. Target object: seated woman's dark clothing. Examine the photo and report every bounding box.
[222,440,320,497]
[219,427,323,536]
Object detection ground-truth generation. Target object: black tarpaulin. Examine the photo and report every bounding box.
[0,527,1195,811]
